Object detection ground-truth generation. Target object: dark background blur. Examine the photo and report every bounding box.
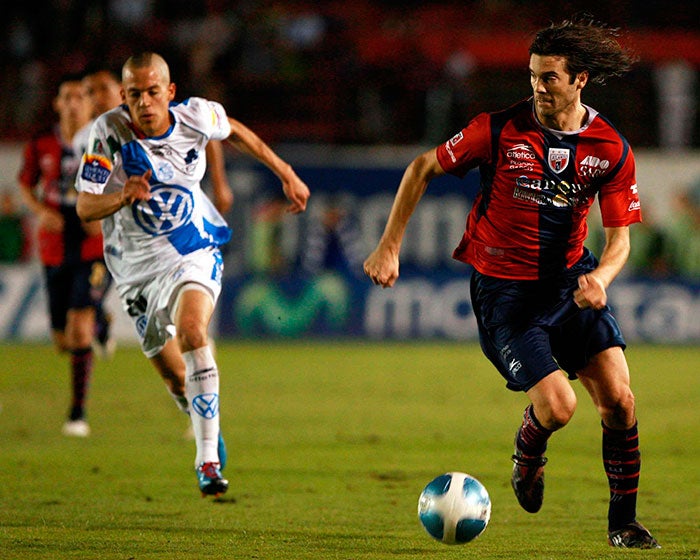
[1,0,698,147]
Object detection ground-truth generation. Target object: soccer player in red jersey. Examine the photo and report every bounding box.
[364,16,659,548]
[18,74,110,437]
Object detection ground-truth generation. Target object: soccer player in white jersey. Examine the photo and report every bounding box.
[75,52,310,496]
[74,68,235,362]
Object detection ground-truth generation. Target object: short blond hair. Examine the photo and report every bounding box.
[122,52,171,83]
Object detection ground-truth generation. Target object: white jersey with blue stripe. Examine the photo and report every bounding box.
[75,97,232,286]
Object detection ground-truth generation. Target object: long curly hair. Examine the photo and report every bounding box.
[529,15,638,84]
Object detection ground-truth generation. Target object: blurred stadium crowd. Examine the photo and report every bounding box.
[0,1,698,280]
[0,0,698,146]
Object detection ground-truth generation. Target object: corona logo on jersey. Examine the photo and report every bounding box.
[132,184,194,235]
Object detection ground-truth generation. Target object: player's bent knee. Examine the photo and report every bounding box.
[176,325,209,353]
[529,373,577,430]
[548,400,576,430]
[600,390,636,429]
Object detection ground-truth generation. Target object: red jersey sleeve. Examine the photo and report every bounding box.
[598,147,642,227]
[18,140,40,190]
[436,112,492,178]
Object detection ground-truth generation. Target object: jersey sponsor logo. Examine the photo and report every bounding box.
[507,144,536,170]
[150,144,174,157]
[579,154,610,178]
[81,154,112,184]
[547,148,570,174]
[628,200,641,212]
[506,144,536,159]
[132,184,194,236]
[514,175,592,208]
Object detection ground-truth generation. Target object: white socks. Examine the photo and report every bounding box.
[183,345,220,467]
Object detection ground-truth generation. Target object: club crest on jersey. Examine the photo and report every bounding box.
[132,184,194,236]
[157,162,174,182]
[548,148,570,174]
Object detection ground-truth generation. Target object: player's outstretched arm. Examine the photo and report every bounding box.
[77,170,152,222]
[205,140,234,214]
[364,149,445,288]
[226,117,309,214]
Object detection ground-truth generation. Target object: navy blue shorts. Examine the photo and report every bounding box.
[44,261,111,331]
[469,248,626,392]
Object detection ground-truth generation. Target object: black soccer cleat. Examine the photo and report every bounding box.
[608,521,661,549]
[511,450,548,513]
[196,462,229,497]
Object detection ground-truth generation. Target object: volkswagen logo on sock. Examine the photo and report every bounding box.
[192,393,219,419]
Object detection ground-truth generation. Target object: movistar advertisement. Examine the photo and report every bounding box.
[214,160,699,342]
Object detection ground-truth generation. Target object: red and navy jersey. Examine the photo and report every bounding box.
[436,98,641,280]
[18,126,103,266]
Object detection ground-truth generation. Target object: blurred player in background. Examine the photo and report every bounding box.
[18,74,110,437]
[364,16,659,548]
[74,68,124,359]
[75,52,309,497]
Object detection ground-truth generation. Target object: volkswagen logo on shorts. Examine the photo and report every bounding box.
[132,184,194,235]
[192,393,219,419]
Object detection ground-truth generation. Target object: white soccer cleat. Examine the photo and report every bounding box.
[62,419,91,437]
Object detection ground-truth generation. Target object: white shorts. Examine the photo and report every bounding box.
[117,247,224,358]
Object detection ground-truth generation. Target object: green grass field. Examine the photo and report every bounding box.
[0,341,698,559]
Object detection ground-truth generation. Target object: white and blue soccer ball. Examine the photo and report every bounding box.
[418,472,491,545]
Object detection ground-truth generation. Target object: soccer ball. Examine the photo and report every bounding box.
[418,472,491,545]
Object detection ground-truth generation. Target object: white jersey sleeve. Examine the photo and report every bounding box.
[176,97,231,141]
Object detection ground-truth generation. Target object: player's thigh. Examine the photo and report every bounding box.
[173,284,214,331]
